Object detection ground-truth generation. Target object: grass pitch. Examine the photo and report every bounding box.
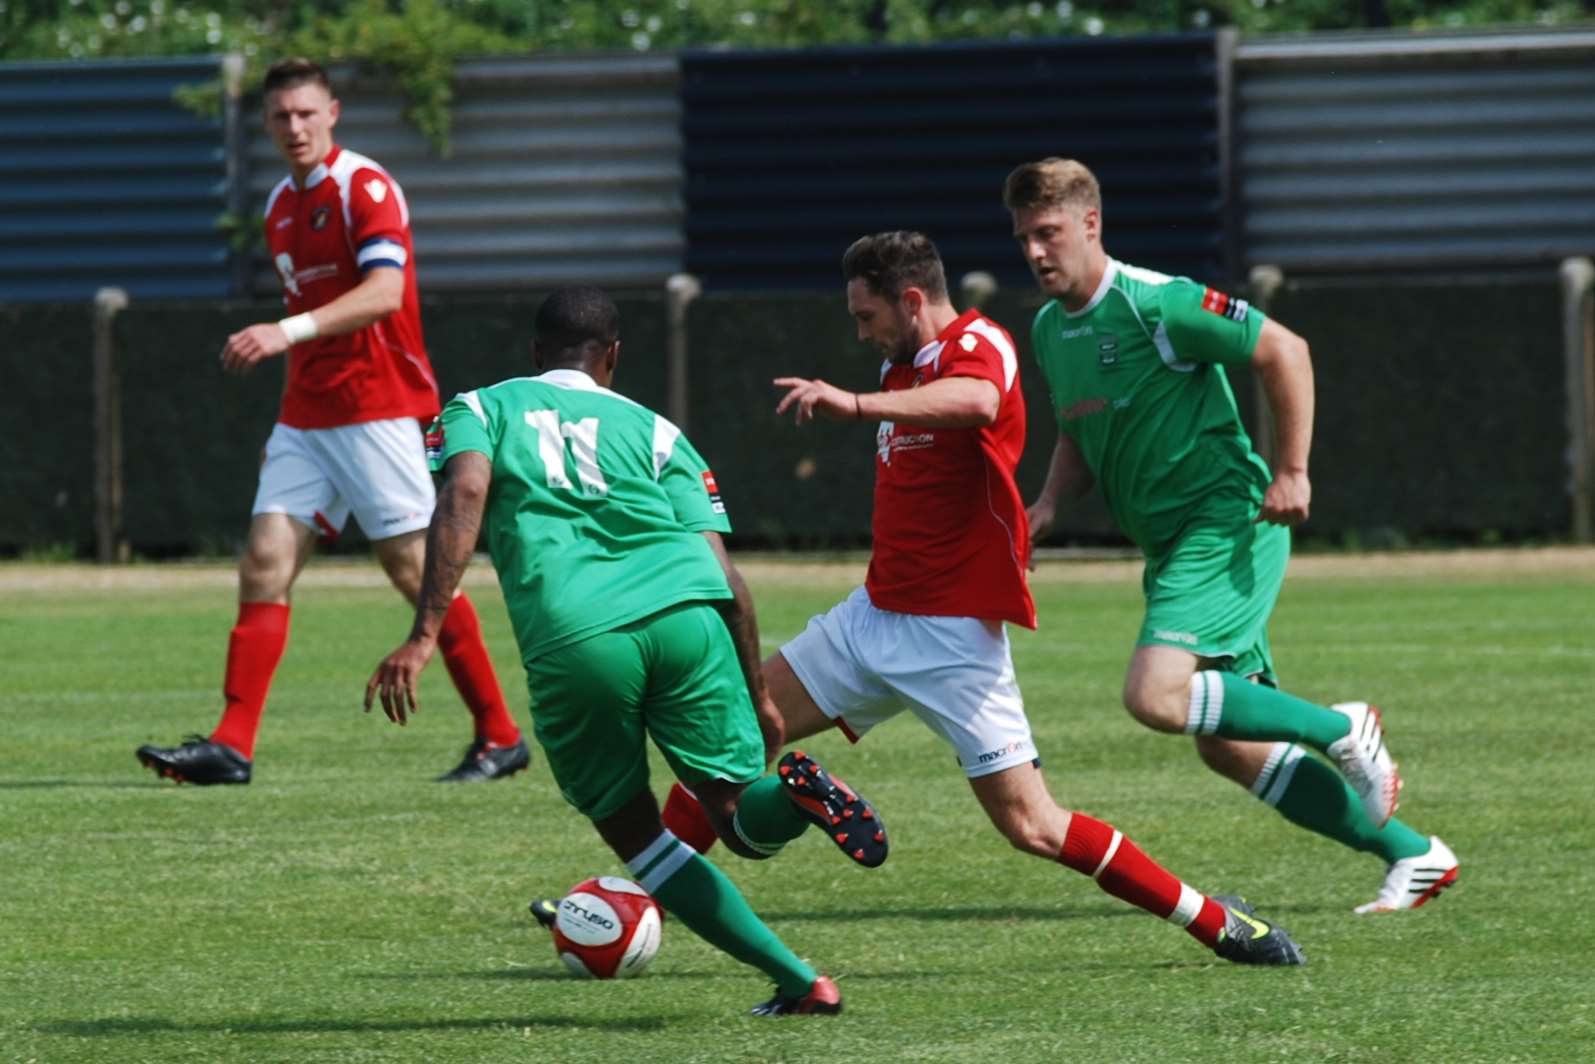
[3,550,1593,1063]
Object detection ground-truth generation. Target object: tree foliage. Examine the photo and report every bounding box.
[3,0,1589,151]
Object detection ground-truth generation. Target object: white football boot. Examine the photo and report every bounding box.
[1356,836,1459,914]
[1327,701,1402,827]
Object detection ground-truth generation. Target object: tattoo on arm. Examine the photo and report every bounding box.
[716,564,769,704]
[409,460,488,642]
[702,531,767,703]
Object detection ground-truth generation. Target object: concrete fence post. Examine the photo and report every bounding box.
[665,273,701,433]
[1561,257,1595,543]
[93,287,131,564]
[1246,264,1285,470]
[960,271,997,311]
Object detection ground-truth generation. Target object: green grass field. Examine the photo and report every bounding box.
[4,551,1593,1063]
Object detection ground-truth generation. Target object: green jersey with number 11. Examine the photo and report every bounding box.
[1030,259,1272,557]
[427,368,732,663]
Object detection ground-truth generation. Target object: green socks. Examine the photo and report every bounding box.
[1188,671,1352,751]
[1251,742,1430,863]
[627,831,815,997]
[730,775,811,855]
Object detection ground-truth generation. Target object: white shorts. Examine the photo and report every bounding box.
[779,586,1038,779]
[252,418,434,540]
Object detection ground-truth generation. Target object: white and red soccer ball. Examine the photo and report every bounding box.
[551,876,663,979]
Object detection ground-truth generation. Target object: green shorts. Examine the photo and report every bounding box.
[524,601,765,822]
[1138,503,1290,684]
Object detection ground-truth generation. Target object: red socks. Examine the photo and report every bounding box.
[1058,812,1227,950]
[210,602,291,760]
[662,782,720,854]
[438,594,520,747]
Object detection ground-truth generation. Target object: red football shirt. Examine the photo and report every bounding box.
[865,309,1036,629]
[262,145,439,429]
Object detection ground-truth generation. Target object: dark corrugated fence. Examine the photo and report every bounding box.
[1237,29,1595,274]
[0,57,232,302]
[680,34,1227,290]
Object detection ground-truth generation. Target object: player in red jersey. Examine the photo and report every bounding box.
[136,58,526,786]
[536,232,1304,966]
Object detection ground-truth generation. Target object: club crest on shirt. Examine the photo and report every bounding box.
[364,179,388,203]
[1097,333,1119,365]
[310,205,332,231]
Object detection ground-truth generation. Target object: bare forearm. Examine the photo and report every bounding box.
[1039,435,1093,504]
[408,484,482,643]
[856,377,999,428]
[715,565,769,705]
[1260,351,1314,474]
[301,269,404,339]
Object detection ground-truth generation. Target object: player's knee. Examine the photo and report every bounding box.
[238,538,294,599]
[1121,680,1185,733]
[991,809,1062,858]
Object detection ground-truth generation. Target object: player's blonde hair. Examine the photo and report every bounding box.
[1002,158,1101,214]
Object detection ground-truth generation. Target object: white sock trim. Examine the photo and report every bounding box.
[1186,671,1223,736]
[1169,883,1205,928]
[1261,744,1306,807]
[1249,741,1291,798]
[628,829,680,876]
[731,809,786,857]
[1091,830,1124,880]
[627,834,695,895]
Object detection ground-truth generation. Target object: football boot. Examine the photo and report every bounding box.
[136,735,252,786]
[777,750,887,868]
[750,974,843,1016]
[436,737,531,783]
[1212,894,1307,966]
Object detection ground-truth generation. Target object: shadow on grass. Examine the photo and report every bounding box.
[39,1014,667,1037]
[759,905,1138,922]
[355,969,720,983]
[0,779,149,790]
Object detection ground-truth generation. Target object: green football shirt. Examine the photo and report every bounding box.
[427,368,733,662]
[1030,259,1272,556]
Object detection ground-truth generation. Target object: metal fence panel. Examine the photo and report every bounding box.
[680,34,1227,290]
[0,57,230,302]
[1236,29,1595,273]
[245,54,682,294]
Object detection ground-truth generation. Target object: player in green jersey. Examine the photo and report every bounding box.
[1005,158,1458,914]
[365,286,888,1015]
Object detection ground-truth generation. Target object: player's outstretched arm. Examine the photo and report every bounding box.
[220,268,405,375]
[366,451,492,724]
[1027,433,1095,563]
[700,530,784,760]
[1251,318,1314,525]
[773,375,999,429]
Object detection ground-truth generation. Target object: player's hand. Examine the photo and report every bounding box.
[1025,497,1057,570]
[773,377,859,425]
[365,637,437,725]
[220,322,292,375]
[1257,470,1311,526]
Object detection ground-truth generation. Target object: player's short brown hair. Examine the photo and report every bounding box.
[841,231,948,302]
[1003,158,1101,214]
[263,57,333,98]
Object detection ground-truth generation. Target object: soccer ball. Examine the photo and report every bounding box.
[551,876,663,979]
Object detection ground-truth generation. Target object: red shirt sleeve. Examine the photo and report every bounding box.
[346,168,409,271]
[936,331,1013,399]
